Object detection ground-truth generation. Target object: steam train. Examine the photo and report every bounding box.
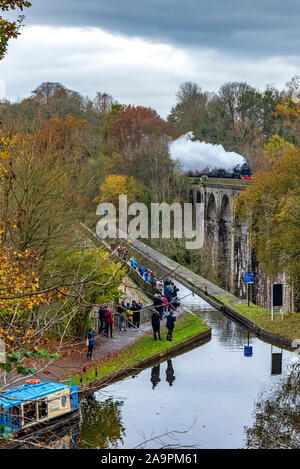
[186,163,252,180]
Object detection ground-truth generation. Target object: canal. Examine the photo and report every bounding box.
[77,282,299,450]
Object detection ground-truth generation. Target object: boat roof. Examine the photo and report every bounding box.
[0,382,68,409]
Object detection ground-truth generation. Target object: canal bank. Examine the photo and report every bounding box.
[72,310,211,392]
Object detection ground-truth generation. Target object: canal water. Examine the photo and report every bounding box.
[77,282,300,449]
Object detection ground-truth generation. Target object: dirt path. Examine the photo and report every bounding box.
[40,321,154,382]
[31,308,185,384]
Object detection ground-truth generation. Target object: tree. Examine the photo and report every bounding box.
[36,114,88,161]
[0,0,31,60]
[49,246,126,338]
[0,134,75,266]
[102,105,180,200]
[274,96,300,145]
[0,228,50,316]
[168,82,213,140]
[96,174,147,208]
[263,134,294,163]
[105,105,179,153]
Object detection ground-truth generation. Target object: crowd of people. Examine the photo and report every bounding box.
[86,242,182,359]
[114,242,182,341]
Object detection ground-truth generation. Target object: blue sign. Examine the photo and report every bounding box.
[245,273,254,284]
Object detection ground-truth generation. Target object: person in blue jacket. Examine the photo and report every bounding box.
[87,327,96,359]
[166,311,176,341]
[139,263,145,276]
[164,285,173,309]
[131,257,138,269]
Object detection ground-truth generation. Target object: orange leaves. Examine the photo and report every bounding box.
[36,114,87,153]
[105,105,180,153]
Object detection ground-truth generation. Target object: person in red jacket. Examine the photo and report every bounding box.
[104,308,114,337]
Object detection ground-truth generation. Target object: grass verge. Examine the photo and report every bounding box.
[72,311,209,386]
[217,295,300,341]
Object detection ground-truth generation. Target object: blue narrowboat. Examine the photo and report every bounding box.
[0,380,79,439]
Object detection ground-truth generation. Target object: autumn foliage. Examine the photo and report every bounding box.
[36,114,87,159]
[105,105,180,152]
[0,229,50,314]
[97,174,147,207]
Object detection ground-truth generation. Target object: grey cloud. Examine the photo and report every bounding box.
[12,0,300,57]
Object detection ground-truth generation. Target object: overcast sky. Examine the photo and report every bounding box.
[0,0,299,117]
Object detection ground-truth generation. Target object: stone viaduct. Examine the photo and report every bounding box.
[188,176,293,313]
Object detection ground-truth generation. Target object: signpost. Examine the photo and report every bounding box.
[245,273,254,307]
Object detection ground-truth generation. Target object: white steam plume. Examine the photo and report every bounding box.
[169,132,246,172]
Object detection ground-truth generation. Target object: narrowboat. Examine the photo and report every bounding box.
[0,379,79,444]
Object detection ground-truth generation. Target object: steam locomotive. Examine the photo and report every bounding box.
[186,163,252,180]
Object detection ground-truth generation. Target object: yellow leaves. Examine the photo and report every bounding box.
[274,97,300,122]
[263,135,294,162]
[0,228,50,315]
[97,174,147,207]
[0,136,20,179]
[56,286,69,301]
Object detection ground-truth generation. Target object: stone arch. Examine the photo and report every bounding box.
[205,193,218,260]
[206,193,217,220]
[219,194,232,290]
[220,194,231,222]
[196,191,202,204]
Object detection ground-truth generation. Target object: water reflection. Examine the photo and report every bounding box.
[150,364,161,389]
[150,360,176,389]
[271,346,283,375]
[79,395,125,449]
[186,304,257,350]
[166,360,176,387]
[245,362,300,448]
